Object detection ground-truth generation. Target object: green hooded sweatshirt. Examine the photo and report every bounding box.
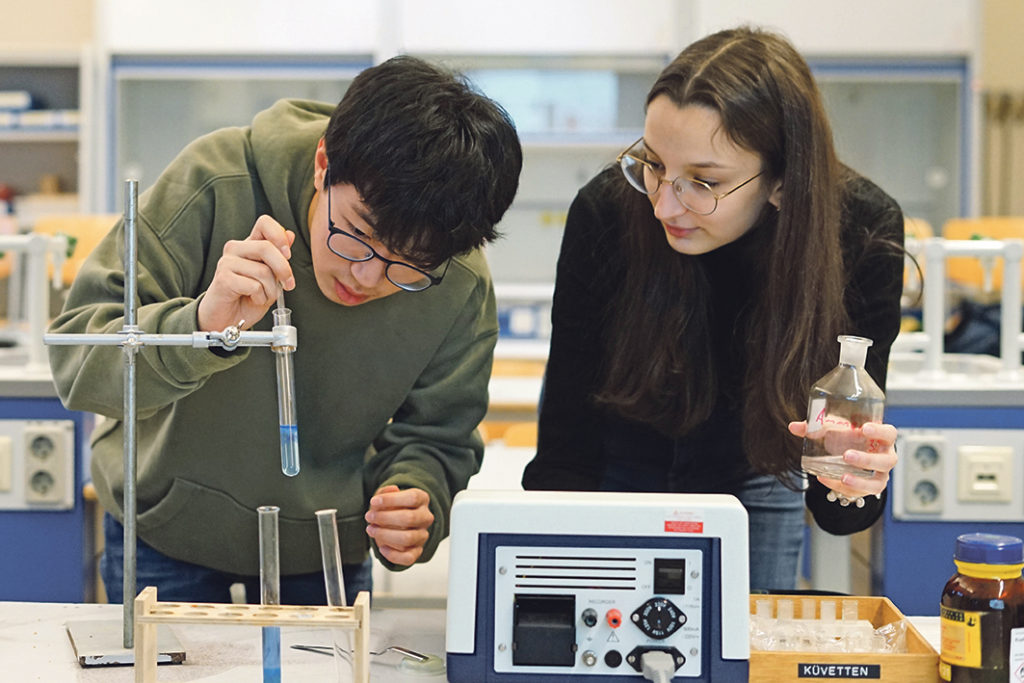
[48,99,496,576]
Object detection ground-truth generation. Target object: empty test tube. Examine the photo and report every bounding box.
[317,509,350,680]
[842,599,859,621]
[820,599,837,622]
[801,598,816,620]
[272,300,299,477]
[259,506,281,683]
[316,509,348,607]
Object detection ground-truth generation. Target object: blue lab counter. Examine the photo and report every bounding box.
[0,365,94,602]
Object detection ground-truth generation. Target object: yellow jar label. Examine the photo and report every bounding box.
[940,606,982,667]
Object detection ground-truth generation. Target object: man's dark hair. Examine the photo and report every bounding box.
[324,55,522,267]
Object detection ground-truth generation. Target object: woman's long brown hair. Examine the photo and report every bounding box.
[596,27,851,477]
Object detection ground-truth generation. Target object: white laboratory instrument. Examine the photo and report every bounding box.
[445,490,750,681]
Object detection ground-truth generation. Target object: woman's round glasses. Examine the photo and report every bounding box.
[324,166,448,292]
[616,138,762,216]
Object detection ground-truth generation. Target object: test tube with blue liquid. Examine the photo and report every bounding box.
[259,505,281,683]
[273,289,300,477]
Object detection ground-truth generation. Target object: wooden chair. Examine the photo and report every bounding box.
[903,216,933,292]
[904,216,934,241]
[942,216,1024,293]
[32,213,119,287]
[502,421,538,448]
[478,420,538,447]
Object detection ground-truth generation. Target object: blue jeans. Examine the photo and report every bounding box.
[602,468,805,592]
[734,473,805,592]
[100,513,373,606]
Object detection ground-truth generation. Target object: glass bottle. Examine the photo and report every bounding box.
[939,533,1024,682]
[801,335,885,479]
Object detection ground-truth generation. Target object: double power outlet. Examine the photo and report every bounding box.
[898,430,1018,519]
[0,420,75,510]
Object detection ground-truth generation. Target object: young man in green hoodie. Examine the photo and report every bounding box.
[48,56,522,605]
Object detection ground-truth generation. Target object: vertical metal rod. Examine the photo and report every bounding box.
[124,180,138,329]
[923,238,946,375]
[122,179,139,649]
[259,506,281,683]
[25,234,50,368]
[1001,240,1023,374]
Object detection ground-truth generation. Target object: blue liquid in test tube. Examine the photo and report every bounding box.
[259,505,282,683]
[273,305,300,477]
[262,626,281,683]
[280,424,299,477]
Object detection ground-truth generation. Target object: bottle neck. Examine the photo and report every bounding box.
[838,346,868,367]
[954,559,1024,580]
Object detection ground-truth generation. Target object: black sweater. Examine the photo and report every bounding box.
[522,166,905,535]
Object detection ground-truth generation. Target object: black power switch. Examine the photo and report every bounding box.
[512,594,577,666]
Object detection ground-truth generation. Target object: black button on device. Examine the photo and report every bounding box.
[631,597,685,639]
[512,594,577,667]
[604,649,623,668]
[654,558,686,594]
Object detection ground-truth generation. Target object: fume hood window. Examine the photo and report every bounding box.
[463,67,657,136]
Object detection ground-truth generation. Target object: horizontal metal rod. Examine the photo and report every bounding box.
[43,331,279,348]
[906,237,1024,257]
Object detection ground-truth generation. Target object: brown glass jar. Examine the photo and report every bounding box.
[939,533,1024,682]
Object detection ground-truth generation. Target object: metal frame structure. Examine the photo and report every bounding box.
[43,180,294,651]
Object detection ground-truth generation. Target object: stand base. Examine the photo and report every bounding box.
[66,619,185,667]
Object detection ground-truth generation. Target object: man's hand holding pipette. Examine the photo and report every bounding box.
[198,215,296,332]
[365,485,435,565]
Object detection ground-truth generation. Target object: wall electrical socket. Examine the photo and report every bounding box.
[0,435,11,492]
[901,435,945,514]
[894,427,1023,522]
[0,420,75,510]
[957,445,1014,503]
[22,423,74,506]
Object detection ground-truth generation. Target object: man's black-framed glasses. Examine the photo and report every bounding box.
[616,137,763,216]
[324,166,448,292]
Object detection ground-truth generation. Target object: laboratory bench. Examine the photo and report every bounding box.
[0,599,940,682]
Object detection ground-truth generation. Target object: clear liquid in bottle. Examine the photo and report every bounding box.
[801,335,885,479]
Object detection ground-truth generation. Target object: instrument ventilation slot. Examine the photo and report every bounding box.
[512,553,638,591]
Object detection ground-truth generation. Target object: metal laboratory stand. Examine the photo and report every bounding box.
[44,180,296,662]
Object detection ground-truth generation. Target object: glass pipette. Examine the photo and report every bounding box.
[273,285,300,476]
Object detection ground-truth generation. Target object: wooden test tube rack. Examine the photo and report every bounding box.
[133,586,371,683]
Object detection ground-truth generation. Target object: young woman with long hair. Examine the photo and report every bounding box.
[522,26,904,591]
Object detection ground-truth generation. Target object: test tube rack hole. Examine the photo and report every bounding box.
[133,587,371,683]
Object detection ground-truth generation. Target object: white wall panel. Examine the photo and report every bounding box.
[95,0,378,54]
[384,0,683,56]
[93,1,977,58]
[692,0,977,56]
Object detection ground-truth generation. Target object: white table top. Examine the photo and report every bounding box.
[0,600,940,682]
[1,601,448,682]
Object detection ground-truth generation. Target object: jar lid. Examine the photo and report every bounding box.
[955,533,1024,565]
